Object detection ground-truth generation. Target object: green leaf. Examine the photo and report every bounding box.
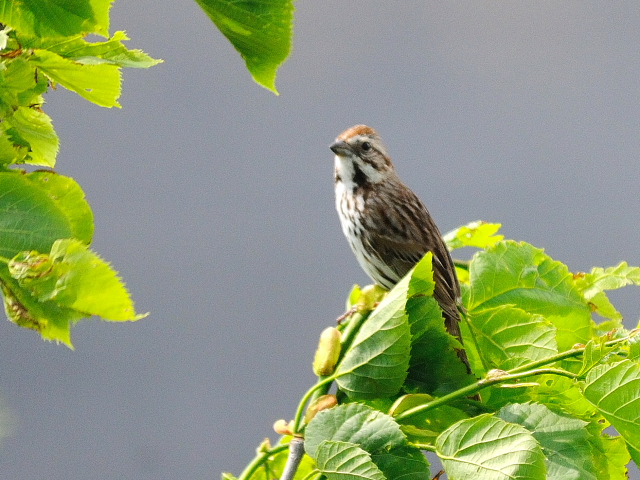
[0,130,21,165]
[305,403,406,460]
[0,0,112,37]
[315,440,385,480]
[4,106,58,167]
[467,305,557,372]
[404,252,476,394]
[32,49,121,108]
[19,31,162,69]
[575,262,640,321]
[193,0,294,94]
[13,239,140,321]
[578,336,619,377]
[444,221,504,250]
[586,422,631,480]
[346,284,362,310]
[0,171,93,259]
[407,251,435,297]
[335,276,412,399]
[390,394,469,445]
[436,414,547,480]
[1,277,81,347]
[527,375,596,420]
[629,335,640,363]
[0,57,38,114]
[582,360,640,457]
[499,402,595,480]
[1,238,144,347]
[466,241,592,351]
[405,295,473,395]
[371,446,431,480]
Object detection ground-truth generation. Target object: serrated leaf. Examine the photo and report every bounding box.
[528,375,596,419]
[19,31,162,69]
[305,403,406,460]
[586,422,630,480]
[0,0,111,37]
[407,251,435,297]
[629,335,640,363]
[0,278,79,346]
[467,305,557,372]
[0,57,38,113]
[32,49,121,107]
[4,106,58,166]
[575,262,640,321]
[0,130,21,165]
[577,262,640,296]
[466,241,592,351]
[499,402,595,480]
[391,394,469,445]
[444,221,504,250]
[193,0,294,94]
[25,238,139,321]
[371,446,431,480]
[582,360,640,456]
[315,440,385,480]
[1,238,143,347]
[578,337,619,377]
[404,252,475,394]
[436,414,546,480]
[0,171,93,259]
[405,295,473,395]
[335,276,412,399]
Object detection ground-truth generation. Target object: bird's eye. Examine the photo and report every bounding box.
[361,142,372,151]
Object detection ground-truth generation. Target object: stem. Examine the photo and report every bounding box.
[292,376,336,434]
[237,443,289,480]
[338,311,368,354]
[393,332,635,422]
[292,311,371,433]
[394,367,577,422]
[299,470,321,480]
[509,334,633,375]
[453,259,470,271]
[411,443,437,452]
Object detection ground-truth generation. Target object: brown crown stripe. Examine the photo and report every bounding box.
[337,125,377,140]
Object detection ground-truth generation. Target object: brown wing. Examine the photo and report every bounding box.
[363,185,470,371]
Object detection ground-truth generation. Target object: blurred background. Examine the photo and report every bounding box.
[1,1,639,478]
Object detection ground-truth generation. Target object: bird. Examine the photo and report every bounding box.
[330,124,470,371]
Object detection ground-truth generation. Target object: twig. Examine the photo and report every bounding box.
[237,443,289,480]
[280,437,305,480]
[393,367,577,422]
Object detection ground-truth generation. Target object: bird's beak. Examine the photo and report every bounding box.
[330,140,351,156]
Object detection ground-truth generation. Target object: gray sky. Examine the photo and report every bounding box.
[1,1,639,478]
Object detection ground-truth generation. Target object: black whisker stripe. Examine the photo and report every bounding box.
[352,162,367,187]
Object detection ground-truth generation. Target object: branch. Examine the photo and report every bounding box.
[393,367,577,422]
[279,437,305,480]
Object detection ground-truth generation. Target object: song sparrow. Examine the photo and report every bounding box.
[331,125,470,370]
